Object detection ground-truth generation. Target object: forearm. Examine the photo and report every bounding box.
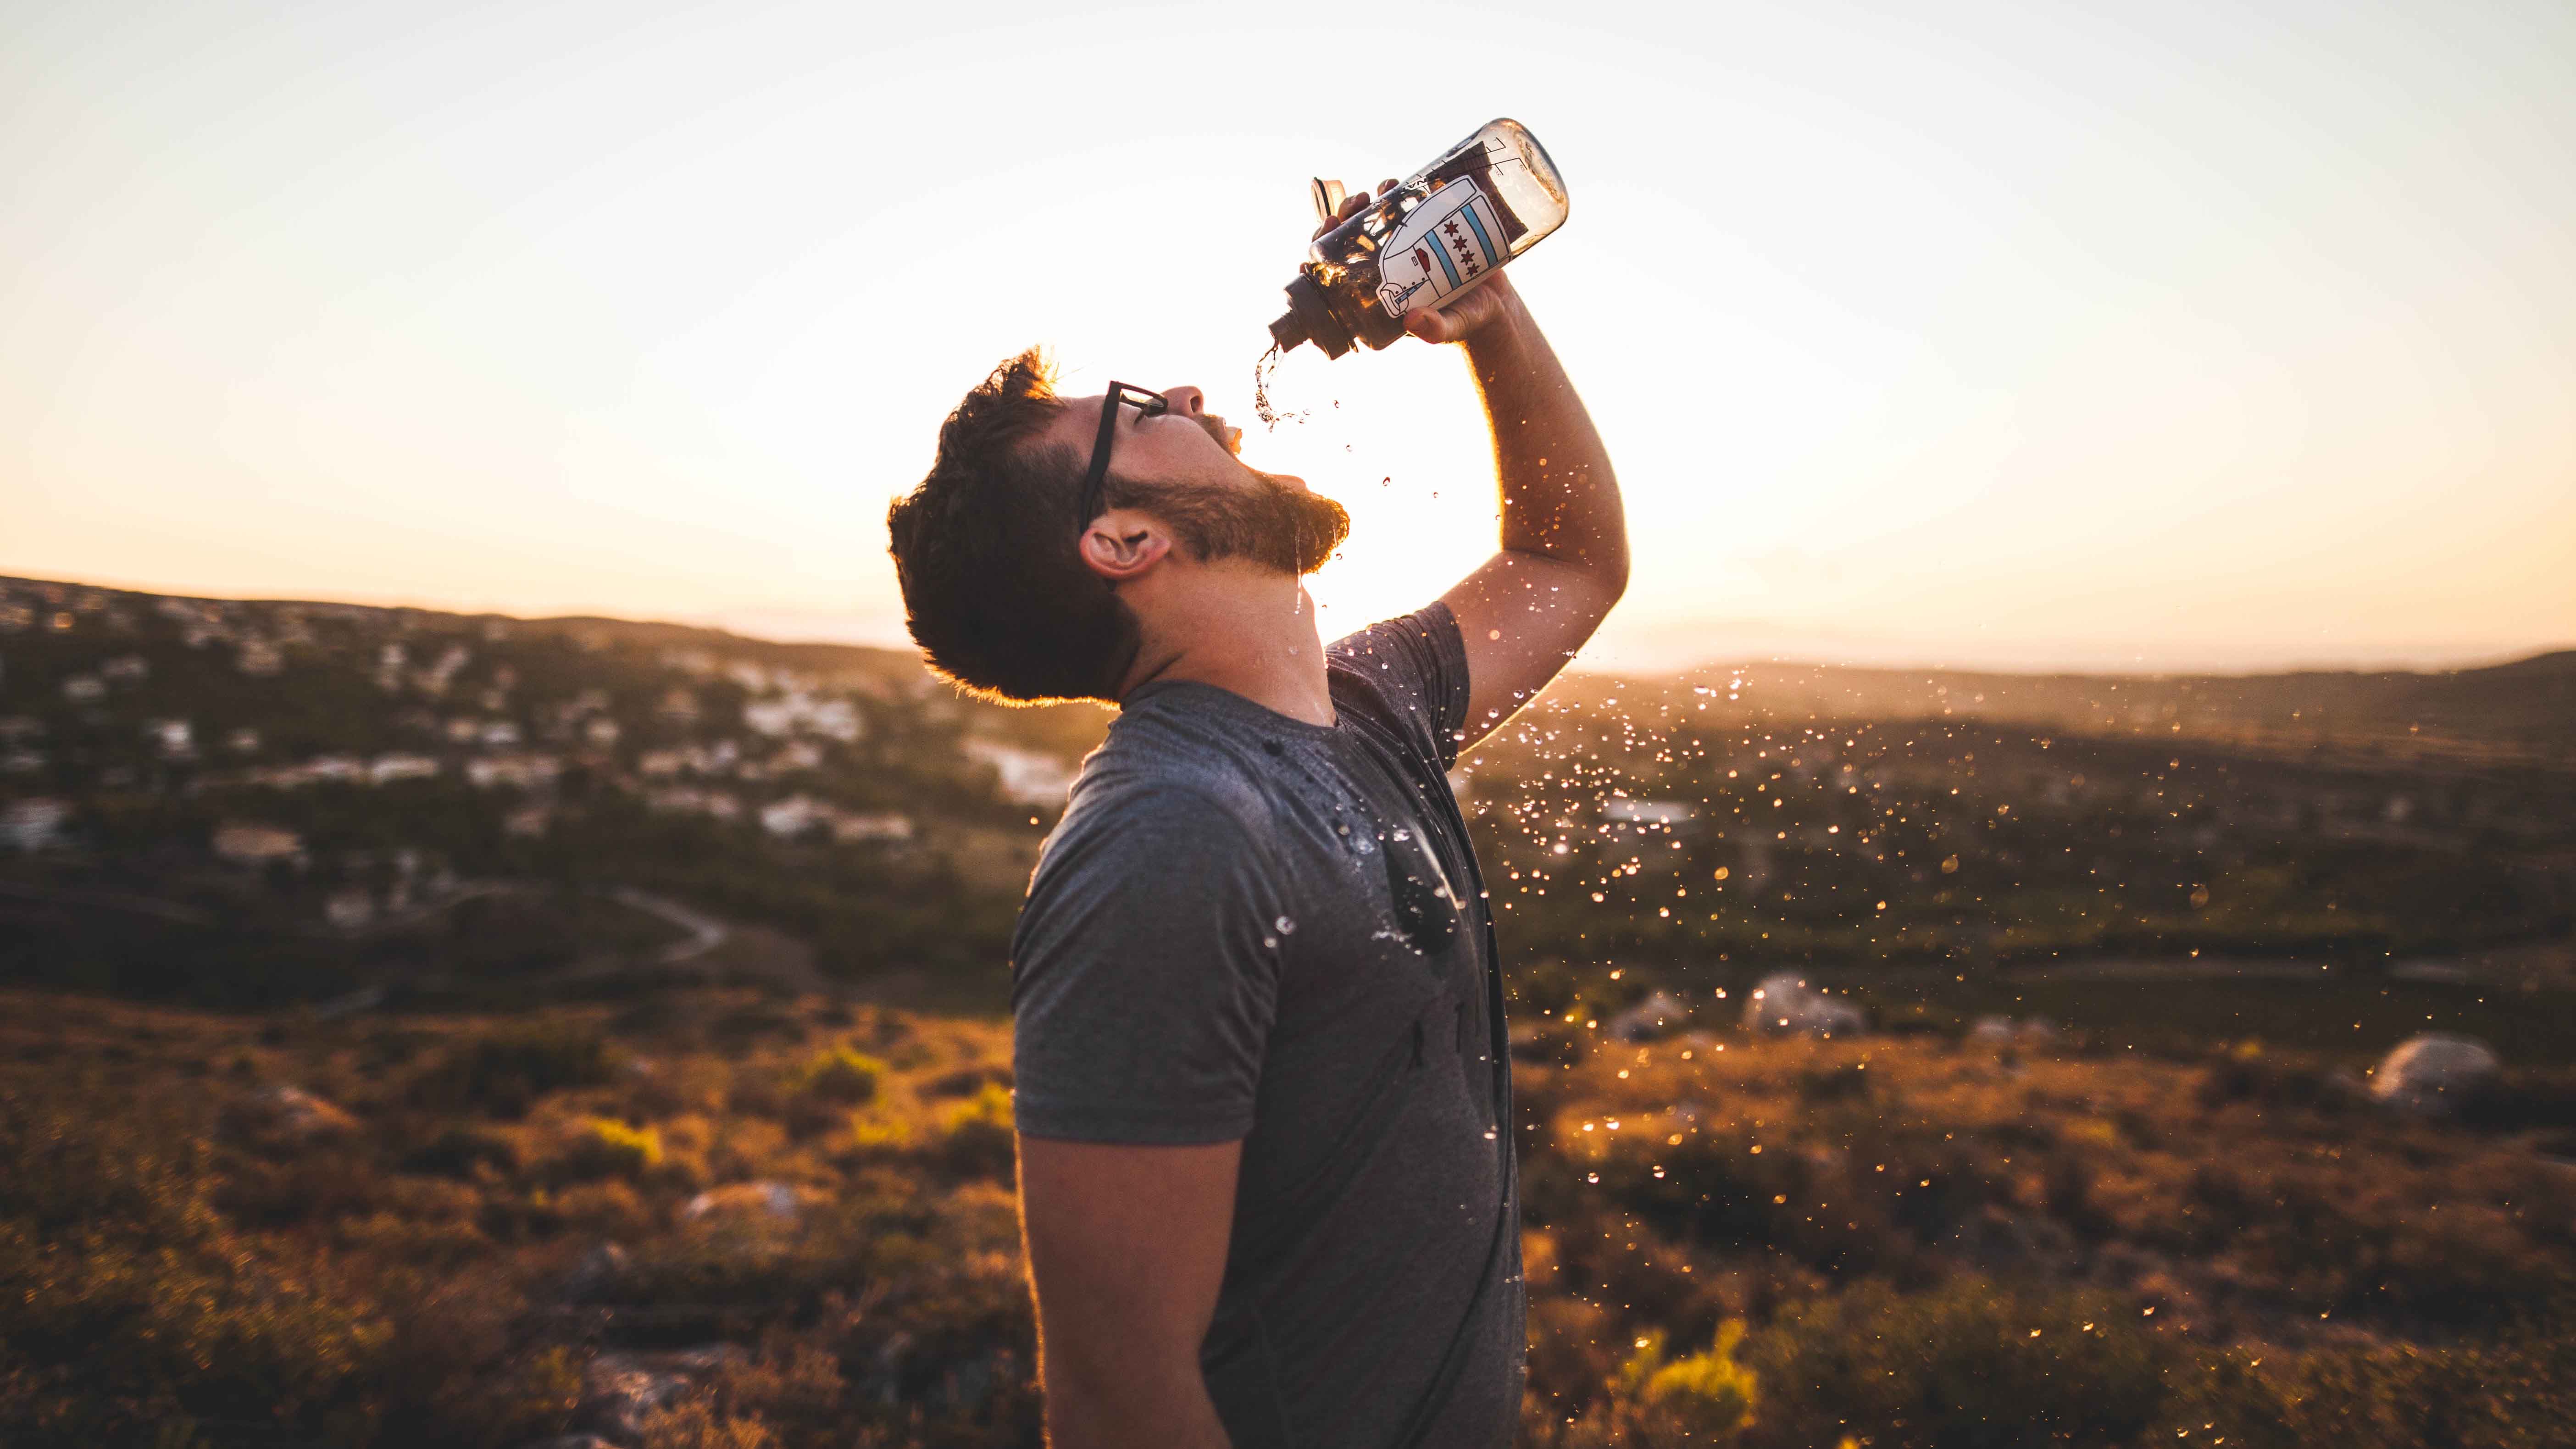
[1460,290,1627,589]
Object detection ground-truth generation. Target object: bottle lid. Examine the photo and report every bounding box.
[1276,272,1354,360]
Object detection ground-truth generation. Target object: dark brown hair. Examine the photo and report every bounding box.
[885,350,1140,704]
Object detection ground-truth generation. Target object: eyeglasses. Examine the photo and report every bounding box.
[1078,382,1167,533]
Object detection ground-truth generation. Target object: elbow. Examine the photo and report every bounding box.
[1593,547,1630,608]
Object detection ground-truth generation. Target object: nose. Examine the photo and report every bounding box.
[1160,385,1206,416]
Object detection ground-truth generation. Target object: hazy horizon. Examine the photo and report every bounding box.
[12,566,2567,682]
[6,1,2572,675]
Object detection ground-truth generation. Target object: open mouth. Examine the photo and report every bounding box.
[1195,412,1244,457]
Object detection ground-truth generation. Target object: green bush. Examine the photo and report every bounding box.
[937,1083,1016,1179]
[559,1117,662,1182]
[1626,1323,1757,1439]
[793,1047,887,1105]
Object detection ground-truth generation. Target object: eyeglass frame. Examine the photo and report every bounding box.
[1077,382,1168,536]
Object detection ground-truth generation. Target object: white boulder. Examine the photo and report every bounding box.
[2371,1033,2499,1116]
[1605,991,1694,1042]
[1743,973,1866,1037]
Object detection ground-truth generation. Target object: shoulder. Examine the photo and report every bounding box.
[1033,707,1278,892]
[1328,603,1472,766]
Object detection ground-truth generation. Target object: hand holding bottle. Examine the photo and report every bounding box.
[1311,181,1526,347]
[1270,119,1567,360]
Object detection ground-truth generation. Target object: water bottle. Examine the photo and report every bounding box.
[1268,119,1569,360]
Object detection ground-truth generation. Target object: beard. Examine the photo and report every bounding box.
[1107,468,1351,576]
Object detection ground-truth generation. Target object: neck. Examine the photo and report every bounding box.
[1116,562,1334,726]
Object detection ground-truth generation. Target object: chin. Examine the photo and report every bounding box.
[1256,469,1312,494]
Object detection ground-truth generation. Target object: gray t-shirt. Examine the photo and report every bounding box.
[1012,604,1521,1449]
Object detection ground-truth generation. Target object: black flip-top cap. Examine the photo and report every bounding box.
[1272,272,1353,359]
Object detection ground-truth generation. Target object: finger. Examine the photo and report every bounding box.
[1377,178,1399,196]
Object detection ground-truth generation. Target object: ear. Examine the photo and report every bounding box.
[1078,509,1172,583]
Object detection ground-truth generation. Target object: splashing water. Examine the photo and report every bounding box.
[1253,344,1287,428]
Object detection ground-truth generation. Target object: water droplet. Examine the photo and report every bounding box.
[1274,916,1297,934]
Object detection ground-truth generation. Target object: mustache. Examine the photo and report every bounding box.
[1105,472,1350,577]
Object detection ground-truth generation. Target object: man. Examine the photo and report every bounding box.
[885,183,1625,1449]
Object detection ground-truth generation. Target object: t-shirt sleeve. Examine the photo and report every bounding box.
[1327,601,1474,771]
[1009,783,1284,1145]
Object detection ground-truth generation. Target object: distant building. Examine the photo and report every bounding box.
[1,797,69,850]
[832,811,914,844]
[367,754,439,784]
[213,821,303,864]
[646,786,741,821]
[760,795,825,838]
[100,655,148,682]
[0,603,30,633]
[1603,799,1693,828]
[964,739,1077,807]
[744,693,863,743]
[504,804,554,837]
[478,721,522,748]
[324,889,376,930]
[226,727,261,755]
[145,719,194,760]
[237,639,284,676]
[584,716,621,746]
[61,675,105,702]
[466,754,560,789]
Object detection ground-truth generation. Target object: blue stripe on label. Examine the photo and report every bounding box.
[1459,201,1498,267]
[1431,225,1464,288]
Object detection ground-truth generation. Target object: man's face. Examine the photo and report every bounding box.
[1045,384,1351,576]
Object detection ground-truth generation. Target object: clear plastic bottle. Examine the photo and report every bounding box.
[1269,119,1569,359]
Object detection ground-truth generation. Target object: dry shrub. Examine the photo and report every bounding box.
[410,1022,619,1118]
[398,1123,519,1179]
[1737,1277,2173,1449]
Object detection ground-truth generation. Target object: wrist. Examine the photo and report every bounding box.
[1459,287,1534,356]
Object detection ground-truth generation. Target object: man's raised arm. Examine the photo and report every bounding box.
[1411,268,1627,749]
[1018,1138,1240,1449]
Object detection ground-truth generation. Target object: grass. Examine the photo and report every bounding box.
[6,981,2572,1449]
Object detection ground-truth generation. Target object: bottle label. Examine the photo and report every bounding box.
[1375,177,1508,319]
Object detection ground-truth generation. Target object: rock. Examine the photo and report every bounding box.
[1970,1015,2057,1048]
[1742,973,1866,1037]
[559,1242,630,1303]
[577,1344,746,1440]
[219,1085,357,1149]
[682,1179,815,1225]
[1605,990,1694,1042]
[2371,1033,2499,1116]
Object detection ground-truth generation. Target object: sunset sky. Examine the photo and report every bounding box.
[5,0,2571,673]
